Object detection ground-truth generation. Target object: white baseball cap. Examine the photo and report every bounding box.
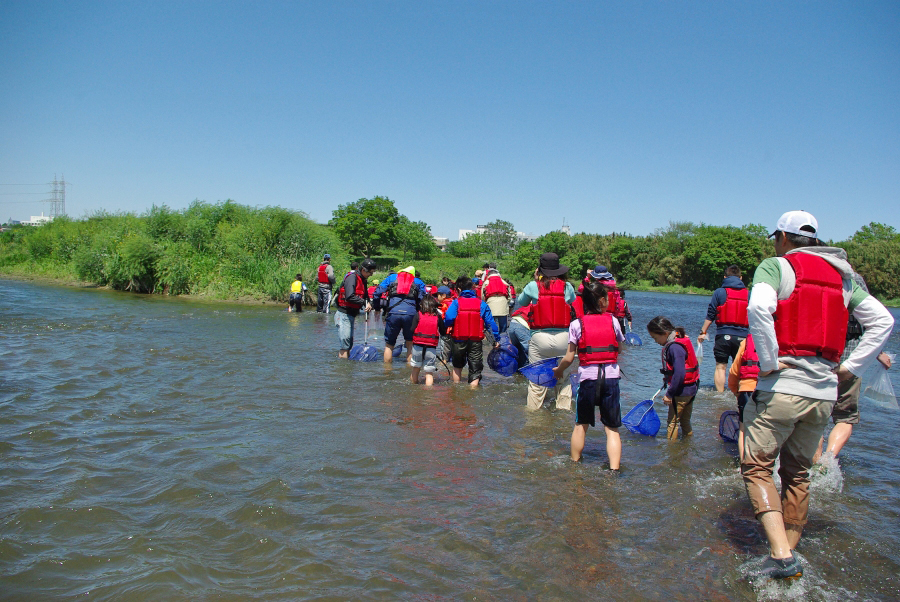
[769,210,819,239]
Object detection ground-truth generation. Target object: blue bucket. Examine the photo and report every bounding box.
[519,356,560,387]
[622,399,661,436]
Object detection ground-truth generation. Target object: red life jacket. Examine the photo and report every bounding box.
[572,296,585,319]
[716,287,749,328]
[453,296,484,341]
[774,253,848,364]
[531,279,572,330]
[412,312,440,347]
[577,313,619,365]
[337,272,366,309]
[367,285,376,297]
[607,287,626,318]
[317,263,330,284]
[483,274,510,299]
[511,304,533,328]
[661,336,700,386]
[738,334,760,381]
[389,271,419,300]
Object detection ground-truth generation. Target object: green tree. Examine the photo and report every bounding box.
[397,217,436,261]
[536,230,571,257]
[850,222,899,244]
[509,240,541,276]
[446,232,489,258]
[482,220,518,258]
[329,196,400,256]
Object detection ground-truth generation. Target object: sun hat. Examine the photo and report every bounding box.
[588,265,614,280]
[437,286,452,295]
[400,266,416,276]
[769,210,818,239]
[371,279,380,285]
[538,253,569,277]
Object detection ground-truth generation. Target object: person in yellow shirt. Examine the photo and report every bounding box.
[289,274,307,312]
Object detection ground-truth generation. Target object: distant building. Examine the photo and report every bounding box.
[432,236,449,251]
[22,213,51,226]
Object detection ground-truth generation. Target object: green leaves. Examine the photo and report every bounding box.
[329,196,401,257]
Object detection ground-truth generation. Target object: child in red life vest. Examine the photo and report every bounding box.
[442,276,500,388]
[410,295,447,386]
[647,316,701,440]
[728,334,759,460]
[553,280,625,467]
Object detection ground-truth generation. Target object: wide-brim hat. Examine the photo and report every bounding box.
[539,252,569,277]
[589,265,614,280]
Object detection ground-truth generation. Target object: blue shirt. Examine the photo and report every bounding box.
[375,273,426,316]
[443,290,500,339]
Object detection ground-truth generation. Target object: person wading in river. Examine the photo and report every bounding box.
[742,210,893,580]
[335,259,375,359]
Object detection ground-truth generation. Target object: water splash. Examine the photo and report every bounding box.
[809,452,844,494]
[740,551,859,601]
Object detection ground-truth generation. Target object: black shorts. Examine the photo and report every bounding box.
[713,334,744,364]
[450,339,484,383]
[576,376,621,429]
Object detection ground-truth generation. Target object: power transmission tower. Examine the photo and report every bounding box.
[47,174,66,217]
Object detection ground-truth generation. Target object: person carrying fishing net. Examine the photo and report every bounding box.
[553,280,625,469]
[335,259,375,359]
[647,316,700,440]
[409,294,448,386]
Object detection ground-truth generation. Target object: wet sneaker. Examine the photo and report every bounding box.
[749,552,802,580]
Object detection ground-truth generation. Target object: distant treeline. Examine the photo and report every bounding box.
[0,201,344,300]
[500,221,900,301]
[1,201,898,304]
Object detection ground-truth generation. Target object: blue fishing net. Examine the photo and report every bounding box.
[519,356,560,387]
[487,334,519,376]
[349,343,379,362]
[622,400,661,436]
[719,410,740,443]
[625,332,643,346]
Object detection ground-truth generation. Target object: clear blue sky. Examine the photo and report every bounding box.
[1,1,898,241]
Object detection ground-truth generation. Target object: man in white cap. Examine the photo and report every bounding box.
[742,210,893,579]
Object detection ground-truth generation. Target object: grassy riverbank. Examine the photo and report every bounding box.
[3,201,899,308]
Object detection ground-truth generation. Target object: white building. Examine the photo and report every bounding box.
[22,213,52,226]
[432,236,449,251]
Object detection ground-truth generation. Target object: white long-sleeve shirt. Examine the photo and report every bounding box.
[748,247,893,400]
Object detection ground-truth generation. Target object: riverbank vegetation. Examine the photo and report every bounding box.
[2,197,899,306]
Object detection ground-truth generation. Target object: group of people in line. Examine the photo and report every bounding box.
[290,209,894,582]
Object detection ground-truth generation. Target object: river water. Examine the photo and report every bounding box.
[1,279,898,601]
